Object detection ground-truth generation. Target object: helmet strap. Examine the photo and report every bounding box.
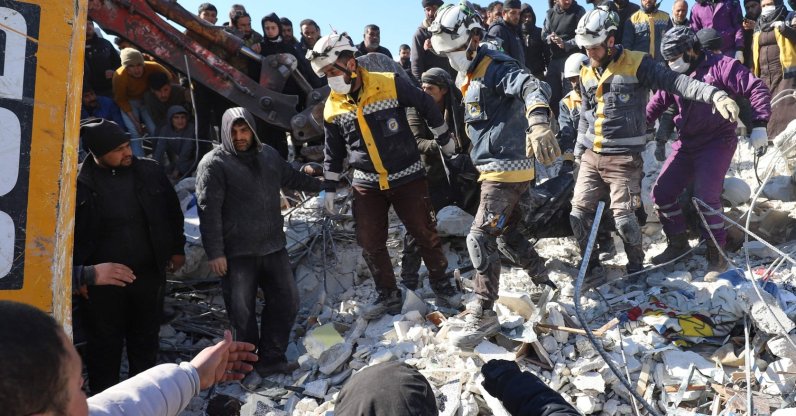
[333,61,357,79]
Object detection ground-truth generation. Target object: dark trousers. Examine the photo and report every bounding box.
[222,249,298,364]
[400,184,454,287]
[353,178,448,293]
[545,57,572,119]
[81,274,164,394]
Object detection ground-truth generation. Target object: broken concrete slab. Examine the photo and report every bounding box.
[768,335,796,361]
[318,342,353,375]
[438,380,462,416]
[401,289,428,315]
[496,291,535,320]
[758,358,796,395]
[474,340,515,362]
[569,356,605,376]
[575,395,604,414]
[737,282,796,335]
[661,349,722,380]
[544,302,569,343]
[435,205,475,237]
[303,324,344,359]
[572,371,606,393]
[302,378,330,399]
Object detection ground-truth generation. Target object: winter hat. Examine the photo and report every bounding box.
[80,118,130,157]
[120,48,144,67]
[696,28,722,51]
[504,0,522,9]
[422,0,444,7]
[421,67,452,88]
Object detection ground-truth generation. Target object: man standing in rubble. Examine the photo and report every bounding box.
[428,2,560,349]
[571,9,741,277]
[308,32,463,320]
[195,107,321,377]
[647,27,770,272]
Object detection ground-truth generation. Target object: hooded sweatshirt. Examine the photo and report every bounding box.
[195,107,321,260]
[154,105,195,175]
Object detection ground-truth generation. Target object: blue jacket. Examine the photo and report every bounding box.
[577,46,721,155]
[460,47,551,183]
[81,95,125,129]
[623,9,673,62]
[557,89,581,154]
[323,68,448,190]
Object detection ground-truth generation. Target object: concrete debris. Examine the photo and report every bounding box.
[572,371,606,393]
[318,341,353,375]
[575,395,604,414]
[474,340,515,362]
[435,205,475,237]
[737,281,796,335]
[302,378,330,399]
[768,335,796,361]
[401,289,428,315]
[303,323,344,359]
[496,291,535,320]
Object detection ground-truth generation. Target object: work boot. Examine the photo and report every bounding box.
[596,233,617,261]
[706,241,728,273]
[361,290,402,320]
[525,258,556,289]
[651,233,690,265]
[430,279,463,310]
[624,244,645,275]
[448,302,500,350]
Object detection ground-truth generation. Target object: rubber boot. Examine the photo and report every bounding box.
[706,241,728,273]
[651,233,690,265]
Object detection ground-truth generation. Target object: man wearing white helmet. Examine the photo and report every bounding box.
[428,1,559,349]
[558,53,588,174]
[307,32,463,320]
[570,8,741,277]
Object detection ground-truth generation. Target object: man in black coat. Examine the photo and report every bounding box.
[411,0,457,81]
[542,0,586,117]
[73,118,185,394]
[521,3,551,79]
[482,360,581,415]
[195,107,322,377]
[84,19,121,97]
[489,0,527,64]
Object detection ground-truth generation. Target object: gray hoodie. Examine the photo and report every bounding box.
[154,105,195,175]
[195,107,321,259]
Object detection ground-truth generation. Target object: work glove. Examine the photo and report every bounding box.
[481,359,522,398]
[734,50,745,64]
[750,126,768,155]
[655,140,667,162]
[711,91,740,123]
[440,137,456,157]
[526,124,560,166]
[772,21,786,32]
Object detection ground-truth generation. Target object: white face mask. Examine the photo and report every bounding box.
[668,56,690,73]
[328,75,352,94]
[447,50,472,73]
[761,5,776,16]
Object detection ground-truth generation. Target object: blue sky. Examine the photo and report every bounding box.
[169,0,680,57]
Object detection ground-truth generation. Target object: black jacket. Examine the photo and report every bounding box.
[411,24,457,81]
[355,42,393,58]
[489,18,527,66]
[84,35,121,96]
[542,2,587,59]
[196,108,321,260]
[490,369,581,416]
[522,7,551,78]
[73,157,185,285]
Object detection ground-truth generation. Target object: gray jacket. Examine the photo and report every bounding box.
[196,107,321,260]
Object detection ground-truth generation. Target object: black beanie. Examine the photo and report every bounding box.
[80,118,130,157]
[696,28,722,51]
[421,67,452,88]
[504,0,522,9]
[422,0,444,7]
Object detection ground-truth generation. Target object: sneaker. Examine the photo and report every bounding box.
[361,290,402,320]
[448,303,500,349]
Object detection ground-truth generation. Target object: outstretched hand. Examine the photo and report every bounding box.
[190,330,258,390]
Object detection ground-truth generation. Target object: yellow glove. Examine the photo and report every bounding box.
[526,124,560,166]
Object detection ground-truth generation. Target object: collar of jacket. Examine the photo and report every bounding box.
[77,156,138,190]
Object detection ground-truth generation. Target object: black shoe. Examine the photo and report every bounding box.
[430,279,463,310]
[361,290,402,320]
[651,233,691,265]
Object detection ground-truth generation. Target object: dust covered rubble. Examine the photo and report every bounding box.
[167,139,796,415]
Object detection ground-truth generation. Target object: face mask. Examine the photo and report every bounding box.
[448,50,472,73]
[668,56,690,73]
[761,5,776,16]
[328,75,352,94]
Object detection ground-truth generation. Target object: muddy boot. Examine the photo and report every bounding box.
[524,256,556,289]
[651,233,690,265]
[430,278,463,310]
[706,241,728,273]
[624,244,645,275]
[448,301,500,350]
[361,289,402,320]
[596,232,616,261]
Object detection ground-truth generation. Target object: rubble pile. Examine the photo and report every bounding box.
[161,139,796,416]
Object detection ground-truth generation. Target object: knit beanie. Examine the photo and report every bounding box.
[421,67,452,88]
[80,118,130,157]
[422,0,444,7]
[120,48,144,67]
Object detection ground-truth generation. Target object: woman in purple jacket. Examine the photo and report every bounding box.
[647,26,771,272]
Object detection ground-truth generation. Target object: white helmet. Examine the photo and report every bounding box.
[428,1,484,55]
[575,9,619,48]
[307,32,358,77]
[721,177,752,208]
[564,53,588,78]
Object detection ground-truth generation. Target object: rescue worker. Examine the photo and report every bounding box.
[428,2,559,349]
[400,68,476,291]
[571,9,741,277]
[690,0,746,59]
[647,27,771,271]
[622,0,673,62]
[558,52,589,174]
[308,32,463,319]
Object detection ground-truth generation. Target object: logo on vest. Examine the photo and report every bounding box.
[618,93,631,104]
[387,118,399,132]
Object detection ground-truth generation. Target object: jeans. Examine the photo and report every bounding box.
[120,99,156,157]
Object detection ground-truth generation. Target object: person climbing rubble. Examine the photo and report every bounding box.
[428,1,559,349]
[308,32,463,320]
[647,26,771,272]
[571,8,741,277]
[195,107,322,378]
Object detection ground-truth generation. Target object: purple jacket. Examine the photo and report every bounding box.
[690,0,744,55]
[647,52,771,147]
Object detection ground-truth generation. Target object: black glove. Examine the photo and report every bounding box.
[559,159,574,175]
[654,141,666,162]
[481,359,521,397]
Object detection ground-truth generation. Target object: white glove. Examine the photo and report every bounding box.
[749,127,768,150]
[322,190,335,215]
[711,92,740,123]
[772,21,786,31]
[734,50,744,64]
[440,138,456,157]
